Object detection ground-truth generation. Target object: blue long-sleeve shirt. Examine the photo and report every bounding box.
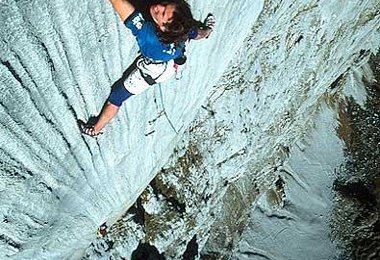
[124,11,197,62]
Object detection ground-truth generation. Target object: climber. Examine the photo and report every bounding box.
[80,0,215,137]
[97,222,108,238]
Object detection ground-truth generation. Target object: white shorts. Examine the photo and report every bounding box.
[123,57,176,95]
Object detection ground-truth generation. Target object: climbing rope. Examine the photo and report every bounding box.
[158,83,178,134]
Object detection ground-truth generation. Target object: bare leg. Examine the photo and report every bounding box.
[93,102,120,134]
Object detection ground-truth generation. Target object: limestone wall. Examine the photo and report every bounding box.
[0,0,379,259]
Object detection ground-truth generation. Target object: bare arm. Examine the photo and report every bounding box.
[109,0,135,21]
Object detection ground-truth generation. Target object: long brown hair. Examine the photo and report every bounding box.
[149,0,200,44]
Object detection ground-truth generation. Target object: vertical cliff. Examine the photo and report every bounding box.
[0,0,262,258]
[0,0,379,259]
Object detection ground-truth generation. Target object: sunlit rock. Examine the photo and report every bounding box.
[0,0,379,259]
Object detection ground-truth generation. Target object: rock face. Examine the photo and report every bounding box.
[330,53,380,260]
[0,0,379,259]
[232,102,343,260]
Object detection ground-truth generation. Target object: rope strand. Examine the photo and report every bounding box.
[158,83,178,134]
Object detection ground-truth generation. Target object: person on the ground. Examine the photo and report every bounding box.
[80,0,215,136]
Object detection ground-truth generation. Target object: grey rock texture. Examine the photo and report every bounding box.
[0,0,262,258]
[233,102,342,260]
[330,52,380,260]
[0,0,379,259]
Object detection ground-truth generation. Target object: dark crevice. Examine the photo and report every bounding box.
[182,235,198,260]
[1,164,26,180]
[25,213,48,226]
[131,243,165,260]
[104,240,115,252]
[2,61,23,85]
[38,181,60,200]
[127,197,146,227]
[0,234,21,250]
[0,149,34,180]
[295,35,303,44]
[200,252,223,260]
[39,41,56,74]
[330,73,345,89]
[240,251,271,260]
[333,180,376,206]
[150,179,186,215]
[275,175,285,191]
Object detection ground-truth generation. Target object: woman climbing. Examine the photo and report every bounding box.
[80,0,215,136]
